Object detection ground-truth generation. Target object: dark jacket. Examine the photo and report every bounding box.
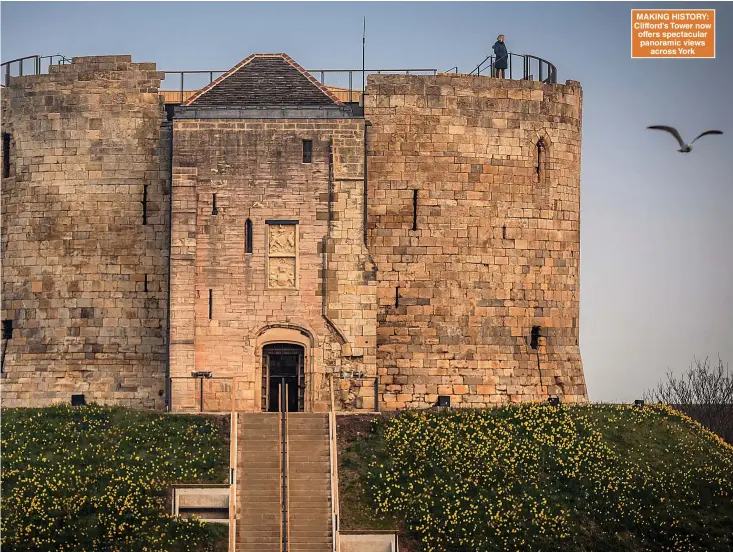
[492,40,508,69]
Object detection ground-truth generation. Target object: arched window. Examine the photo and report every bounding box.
[245,218,253,254]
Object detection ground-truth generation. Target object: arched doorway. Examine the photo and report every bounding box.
[262,343,305,412]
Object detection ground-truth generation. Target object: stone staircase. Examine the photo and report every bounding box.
[237,413,283,552]
[236,412,333,552]
[287,413,333,552]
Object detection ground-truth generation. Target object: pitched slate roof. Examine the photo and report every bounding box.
[183,54,343,108]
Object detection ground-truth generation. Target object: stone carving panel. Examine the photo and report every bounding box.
[268,224,296,256]
[267,224,297,289]
[268,257,296,288]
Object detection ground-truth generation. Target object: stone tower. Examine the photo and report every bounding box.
[1,56,170,408]
[365,74,587,407]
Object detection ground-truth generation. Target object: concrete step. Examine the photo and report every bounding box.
[286,428,329,435]
[287,445,330,452]
[288,492,331,501]
[236,539,282,549]
[289,543,334,552]
[288,518,332,527]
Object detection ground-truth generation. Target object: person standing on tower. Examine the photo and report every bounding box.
[492,34,508,79]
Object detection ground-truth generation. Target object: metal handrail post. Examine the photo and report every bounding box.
[509,54,512,79]
[199,376,204,412]
[328,374,340,552]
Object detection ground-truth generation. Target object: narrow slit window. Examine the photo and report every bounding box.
[245,218,253,254]
[144,274,148,293]
[536,138,545,176]
[302,139,312,163]
[142,185,148,225]
[303,140,313,163]
[395,286,400,308]
[2,320,13,340]
[208,289,213,320]
[530,325,541,350]
[412,189,418,231]
[212,193,218,216]
[2,133,10,178]
[502,225,507,240]
[0,319,11,373]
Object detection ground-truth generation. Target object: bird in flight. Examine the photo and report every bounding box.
[647,126,723,153]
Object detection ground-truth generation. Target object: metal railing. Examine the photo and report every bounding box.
[328,374,341,552]
[168,373,380,414]
[469,52,557,83]
[161,68,439,104]
[169,375,238,413]
[1,54,72,86]
[280,381,291,552]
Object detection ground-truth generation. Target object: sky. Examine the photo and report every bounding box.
[1,1,731,403]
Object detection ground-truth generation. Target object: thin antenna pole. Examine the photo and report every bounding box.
[362,17,366,94]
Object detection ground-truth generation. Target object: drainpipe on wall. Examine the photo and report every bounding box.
[322,139,348,345]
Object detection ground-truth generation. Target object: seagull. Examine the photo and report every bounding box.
[647,126,723,153]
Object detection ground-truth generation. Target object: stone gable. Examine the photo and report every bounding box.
[183,54,343,108]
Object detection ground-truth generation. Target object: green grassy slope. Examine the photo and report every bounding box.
[1,405,230,552]
[337,404,733,552]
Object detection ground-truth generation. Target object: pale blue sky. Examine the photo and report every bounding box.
[2,1,731,402]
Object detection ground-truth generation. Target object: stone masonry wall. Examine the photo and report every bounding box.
[0,56,170,408]
[365,74,588,409]
[169,119,377,412]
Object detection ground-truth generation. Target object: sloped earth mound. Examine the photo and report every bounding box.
[337,404,733,552]
[1,405,230,552]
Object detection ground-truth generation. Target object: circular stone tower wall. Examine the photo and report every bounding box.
[365,73,587,408]
[1,56,170,408]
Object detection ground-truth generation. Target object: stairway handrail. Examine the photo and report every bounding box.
[229,410,237,552]
[328,374,340,552]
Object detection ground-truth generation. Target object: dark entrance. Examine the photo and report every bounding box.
[262,344,305,412]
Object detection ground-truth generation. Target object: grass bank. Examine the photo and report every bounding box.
[1,404,230,552]
[337,404,733,552]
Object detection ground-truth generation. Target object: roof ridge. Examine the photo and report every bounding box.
[182,53,343,108]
